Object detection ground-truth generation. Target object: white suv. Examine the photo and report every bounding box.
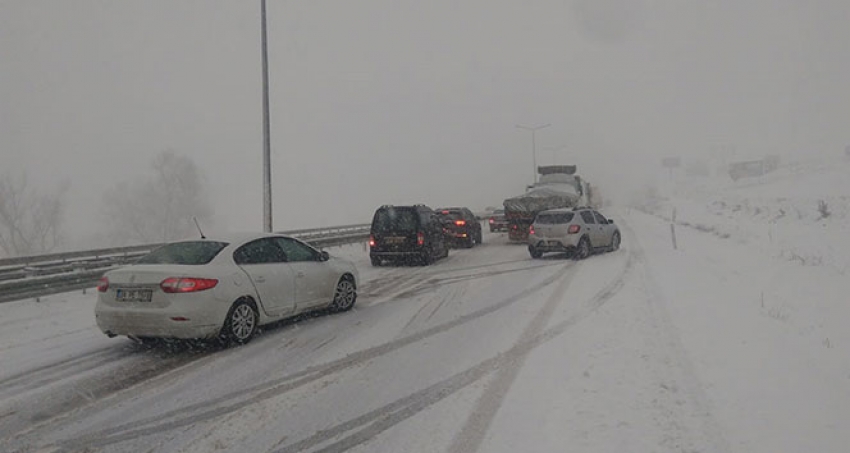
[528,208,620,259]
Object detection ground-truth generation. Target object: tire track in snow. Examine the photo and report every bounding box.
[446,257,578,453]
[359,273,430,308]
[387,261,566,302]
[0,346,119,394]
[0,327,92,353]
[47,264,572,452]
[356,267,412,298]
[2,251,532,449]
[398,278,466,334]
[0,345,219,445]
[269,249,635,453]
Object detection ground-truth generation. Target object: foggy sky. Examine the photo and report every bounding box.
[2,0,849,248]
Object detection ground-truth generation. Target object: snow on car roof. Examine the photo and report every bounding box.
[167,232,294,246]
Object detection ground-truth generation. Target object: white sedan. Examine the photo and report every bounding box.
[95,233,359,345]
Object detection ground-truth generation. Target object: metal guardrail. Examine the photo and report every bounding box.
[0,225,371,304]
[0,243,166,268]
[278,223,371,239]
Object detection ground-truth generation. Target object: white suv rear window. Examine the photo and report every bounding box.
[535,213,574,224]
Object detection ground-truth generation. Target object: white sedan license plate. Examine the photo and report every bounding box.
[116,288,153,302]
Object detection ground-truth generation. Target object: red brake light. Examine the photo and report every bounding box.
[442,210,450,214]
[568,225,581,234]
[417,231,425,246]
[160,277,219,293]
[455,220,466,226]
[97,277,109,293]
[489,218,494,223]
[529,225,535,235]
[369,235,376,247]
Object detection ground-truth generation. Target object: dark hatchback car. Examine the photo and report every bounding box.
[488,209,508,232]
[369,205,450,266]
[437,207,483,248]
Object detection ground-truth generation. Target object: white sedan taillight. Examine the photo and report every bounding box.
[160,277,219,293]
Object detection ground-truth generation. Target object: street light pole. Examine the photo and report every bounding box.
[260,0,273,233]
[516,124,551,183]
[542,145,569,165]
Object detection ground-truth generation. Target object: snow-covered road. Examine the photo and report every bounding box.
[1,209,847,452]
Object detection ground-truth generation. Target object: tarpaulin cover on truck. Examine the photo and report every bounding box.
[503,183,581,213]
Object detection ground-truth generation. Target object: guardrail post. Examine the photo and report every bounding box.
[670,207,678,250]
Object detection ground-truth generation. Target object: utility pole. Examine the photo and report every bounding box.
[542,145,569,165]
[260,0,273,232]
[516,124,551,183]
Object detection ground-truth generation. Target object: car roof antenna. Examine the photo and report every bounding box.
[193,217,206,239]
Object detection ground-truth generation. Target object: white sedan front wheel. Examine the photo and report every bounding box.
[330,278,357,312]
[609,232,621,252]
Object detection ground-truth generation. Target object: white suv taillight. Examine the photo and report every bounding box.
[97,277,109,293]
[568,225,581,234]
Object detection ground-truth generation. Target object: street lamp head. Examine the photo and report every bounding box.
[516,123,551,132]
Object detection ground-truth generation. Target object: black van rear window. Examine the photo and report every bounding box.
[438,210,462,221]
[373,208,418,233]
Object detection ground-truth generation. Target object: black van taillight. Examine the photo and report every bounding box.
[417,231,425,246]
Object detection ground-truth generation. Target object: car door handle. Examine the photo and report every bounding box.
[254,276,266,283]
[296,272,306,278]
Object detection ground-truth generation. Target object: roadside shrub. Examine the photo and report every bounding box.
[818,200,831,219]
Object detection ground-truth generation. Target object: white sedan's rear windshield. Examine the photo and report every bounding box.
[137,241,228,265]
[536,213,575,224]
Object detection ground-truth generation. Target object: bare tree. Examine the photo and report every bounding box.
[102,151,213,245]
[0,174,67,257]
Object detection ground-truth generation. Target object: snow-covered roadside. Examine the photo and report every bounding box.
[615,159,850,451]
[622,206,849,453]
[641,157,850,275]
[476,204,848,452]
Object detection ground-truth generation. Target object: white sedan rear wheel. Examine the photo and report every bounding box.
[222,300,258,345]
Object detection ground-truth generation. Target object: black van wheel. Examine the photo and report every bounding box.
[420,248,433,265]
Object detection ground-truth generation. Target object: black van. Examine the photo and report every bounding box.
[369,205,449,266]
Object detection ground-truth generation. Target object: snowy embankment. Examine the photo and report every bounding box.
[643,158,850,274]
[623,157,850,452]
